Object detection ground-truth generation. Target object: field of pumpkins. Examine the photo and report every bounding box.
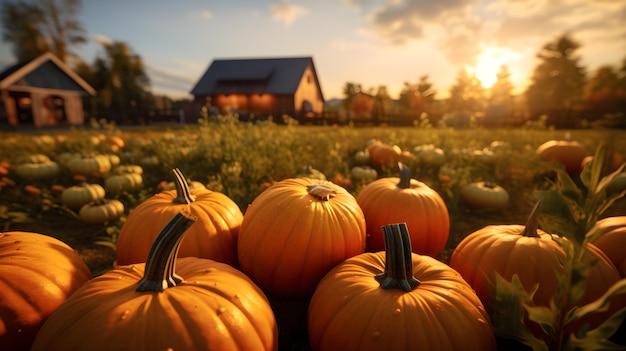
[1,118,626,351]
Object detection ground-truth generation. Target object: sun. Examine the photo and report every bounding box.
[468,47,521,88]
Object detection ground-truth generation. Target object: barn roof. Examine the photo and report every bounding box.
[0,52,95,95]
[190,56,318,96]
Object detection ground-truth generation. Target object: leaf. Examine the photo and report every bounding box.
[565,307,626,351]
[579,144,606,193]
[525,301,559,337]
[491,273,550,351]
[566,278,626,325]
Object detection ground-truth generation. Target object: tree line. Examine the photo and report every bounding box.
[342,34,626,128]
[2,0,625,128]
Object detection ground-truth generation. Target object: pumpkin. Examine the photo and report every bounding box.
[471,148,496,164]
[116,168,242,266]
[353,150,370,165]
[0,231,92,351]
[350,165,377,183]
[414,144,446,167]
[536,139,589,174]
[367,141,403,168]
[459,181,509,210]
[356,163,449,257]
[67,154,112,176]
[61,182,106,210]
[114,164,143,175]
[294,165,327,180]
[581,152,624,173]
[79,198,125,224]
[104,173,143,194]
[449,203,624,344]
[237,178,366,297]
[587,216,626,277]
[308,223,496,351]
[103,135,125,150]
[14,158,60,180]
[31,212,278,351]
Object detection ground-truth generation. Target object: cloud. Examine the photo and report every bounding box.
[270,1,309,26]
[94,34,113,46]
[350,0,626,70]
[200,10,214,20]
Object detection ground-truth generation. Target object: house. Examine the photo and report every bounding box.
[0,52,95,128]
[190,56,324,121]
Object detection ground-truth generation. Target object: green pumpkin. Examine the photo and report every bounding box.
[79,199,125,224]
[104,173,143,194]
[61,183,106,210]
[460,181,509,210]
[14,157,60,180]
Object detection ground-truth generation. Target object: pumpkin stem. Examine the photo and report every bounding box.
[375,223,421,292]
[521,201,542,238]
[396,163,411,189]
[171,168,196,204]
[136,211,197,292]
[307,184,337,201]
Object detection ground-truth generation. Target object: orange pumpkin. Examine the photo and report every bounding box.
[116,168,242,266]
[237,178,366,297]
[356,163,449,257]
[449,204,624,346]
[587,216,626,277]
[31,212,278,351]
[367,141,403,168]
[0,231,92,351]
[536,139,589,174]
[308,223,496,351]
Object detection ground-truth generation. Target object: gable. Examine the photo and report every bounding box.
[190,57,321,97]
[0,52,95,95]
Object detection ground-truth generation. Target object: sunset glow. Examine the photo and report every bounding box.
[468,47,522,88]
[0,1,622,99]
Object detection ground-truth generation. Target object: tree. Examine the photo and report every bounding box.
[482,65,518,127]
[1,1,48,62]
[91,41,152,116]
[447,70,486,115]
[1,0,86,63]
[398,75,436,116]
[525,33,586,128]
[373,85,391,124]
[583,65,624,118]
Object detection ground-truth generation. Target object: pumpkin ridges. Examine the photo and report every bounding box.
[32,212,278,351]
[238,177,366,297]
[308,225,496,351]
[356,174,449,257]
[0,232,92,351]
[116,169,243,266]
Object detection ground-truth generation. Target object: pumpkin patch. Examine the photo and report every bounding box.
[1,124,625,350]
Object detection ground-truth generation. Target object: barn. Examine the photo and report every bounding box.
[0,52,95,128]
[190,56,324,122]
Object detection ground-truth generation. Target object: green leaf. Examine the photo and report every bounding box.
[566,278,626,325]
[565,307,626,351]
[491,273,550,351]
[525,301,559,337]
[579,144,606,193]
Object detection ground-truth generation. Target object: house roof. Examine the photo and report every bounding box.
[0,52,95,95]
[190,56,321,97]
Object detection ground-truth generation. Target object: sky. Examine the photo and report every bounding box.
[0,0,625,101]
